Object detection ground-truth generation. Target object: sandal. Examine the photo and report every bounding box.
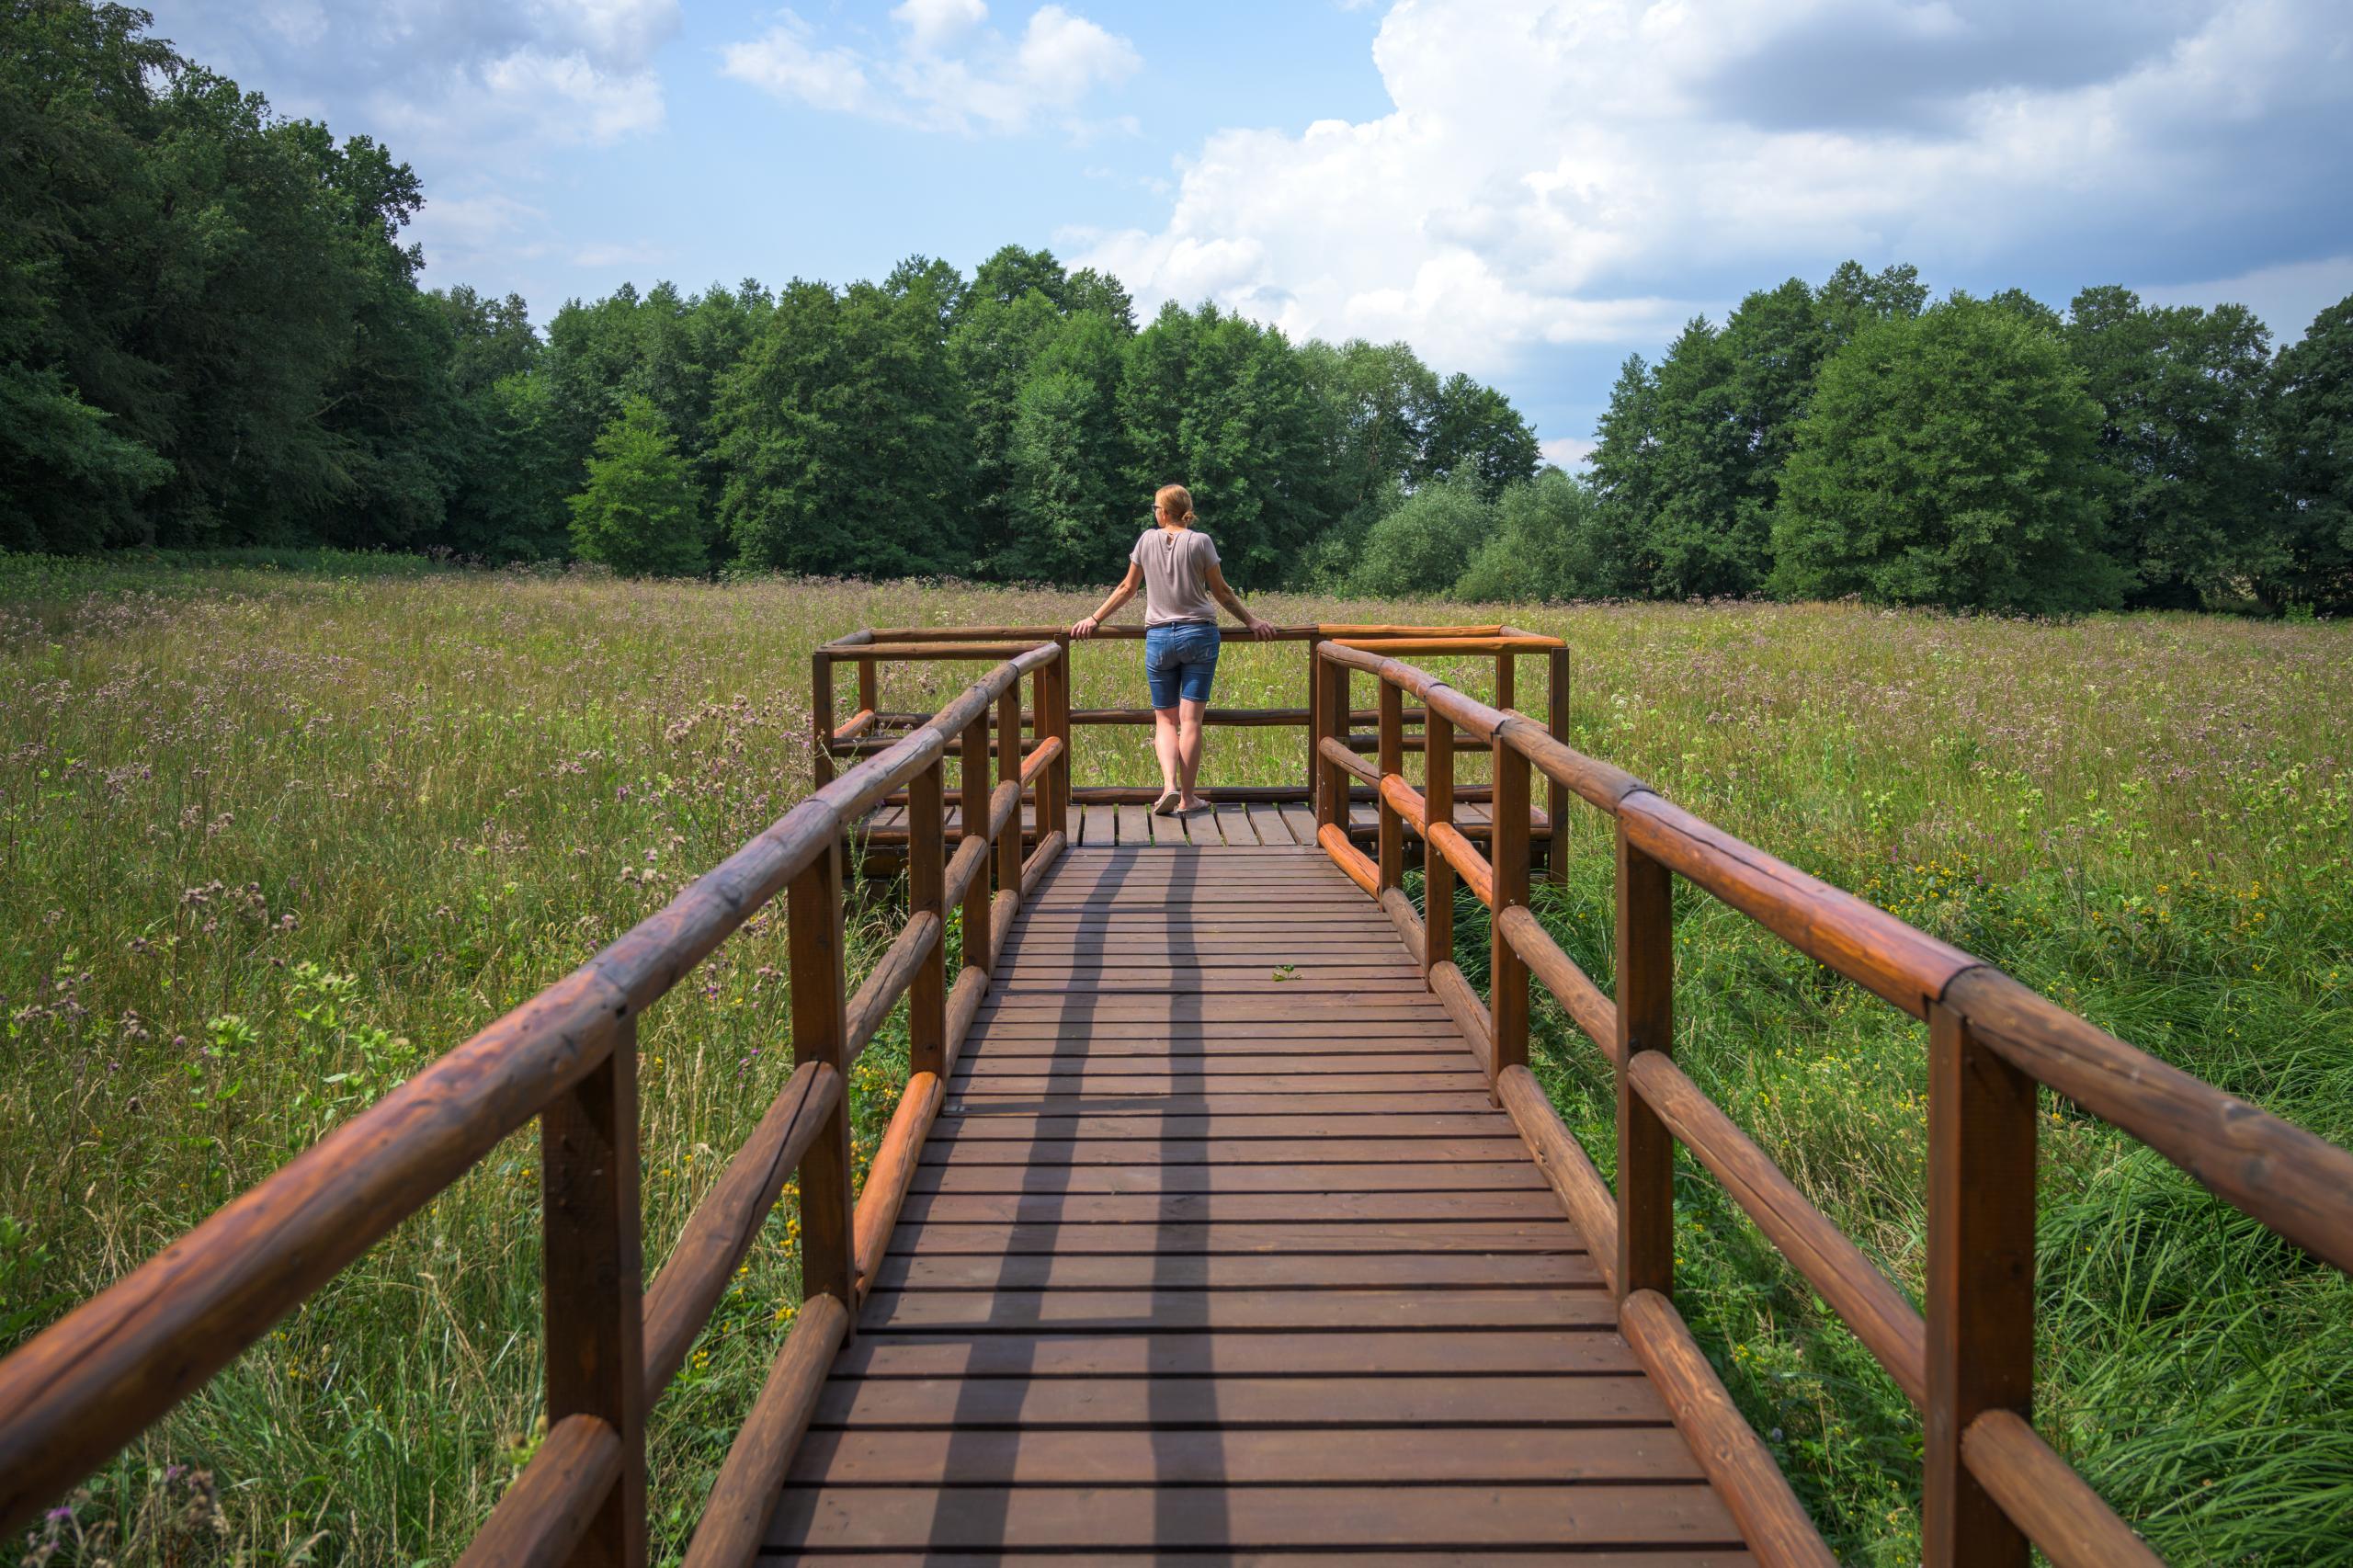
[1152,790,1182,816]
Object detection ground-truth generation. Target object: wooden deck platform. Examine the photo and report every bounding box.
[857,799,1543,850]
[765,845,1752,1562]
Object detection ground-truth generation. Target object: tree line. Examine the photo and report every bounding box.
[1,3,1538,589]
[6,3,2348,614]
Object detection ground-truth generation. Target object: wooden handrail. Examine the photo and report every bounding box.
[0,636,1070,1551]
[1309,637,2353,1566]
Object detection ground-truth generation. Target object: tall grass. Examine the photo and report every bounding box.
[0,561,2346,1562]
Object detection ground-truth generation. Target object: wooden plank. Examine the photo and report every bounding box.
[1218,803,1262,845]
[827,1328,1635,1380]
[787,1423,1696,1486]
[921,1139,1533,1166]
[1278,802,1321,844]
[814,1371,1660,1426]
[764,1553,1747,1568]
[985,975,1429,994]
[883,1220,1581,1255]
[949,1069,1494,1091]
[961,1021,1465,1045]
[1073,801,1108,846]
[974,999,1452,1021]
[873,1252,1601,1290]
[858,1287,1616,1334]
[943,1092,1501,1115]
[1113,803,1151,846]
[906,1164,1551,1195]
[930,1112,1520,1139]
[767,1483,1741,1551]
[898,1189,1565,1222]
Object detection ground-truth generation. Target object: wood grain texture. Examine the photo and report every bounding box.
[1961,1410,2164,1568]
[455,1415,621,1568]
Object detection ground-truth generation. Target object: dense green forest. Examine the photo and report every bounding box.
[5,2,2350,613]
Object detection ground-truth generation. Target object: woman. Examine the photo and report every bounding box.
[1072,483,1277,816]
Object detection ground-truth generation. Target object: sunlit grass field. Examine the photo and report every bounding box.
[2,552,2348,1563]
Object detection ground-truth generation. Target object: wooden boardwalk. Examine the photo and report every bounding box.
[766,844,1751,1562]
[858,798,1542,849]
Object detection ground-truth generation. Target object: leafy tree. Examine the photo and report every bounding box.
[1349,474,1495,598]
[445,372,572,561]
[433,286,540,394]
[715,273,968,577]
[1771,296,2126,613]
[1587,321,1766,597]
[1002,312,1132,583]
[566,398,707,575]
[1420,372,1540,498]
[2268,293,2353,612]
[2065,286,2283,606]
[1457,470,1621,601]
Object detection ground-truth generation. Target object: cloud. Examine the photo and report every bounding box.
[1540,436,1597,471]
[1073,0,2353,382]
[2136,253,2353,344]
[146,0,681,164]
[722,3,1141,137]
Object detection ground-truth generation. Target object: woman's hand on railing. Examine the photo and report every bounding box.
[1070,616,1100,639]
[1245,614,1277,641]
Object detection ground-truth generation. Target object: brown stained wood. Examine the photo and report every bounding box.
[851,1072,943,1297]
[810,650,835,790]
[1016,733,1063,787]
[1622,1290,1836,1568]
[1500,903,1619,1062]
[1492,738,1532,1082]
[1319,731,1382,788]
[540,1012,645,1567]
[1497,1064,1621,1297]
[788,1423,1692,1487]
[996,681,1024,903]
[907,1163,1550,1194]
[842,911,938,1063]
[817,1369,1650,1426]
[898,1191,1566,1225]
[681,1293,848,1568]
[1018,829,1064,898]
[873,1252,1600,1292]
[860,1287,1616,1334]
[1318,821,1380,894]
[944,1091,1498,1116]
[1378,679,1406,891]
[1962,1410,2165,1568]
[1331,635,1563,655]
[1429,820,1495,908]
[905,763,947,1083]
[958,710,992,977]
[884,1221,1580,1256]
[1429,960,1495,1075]
[642,1061,840,1396]
[1380,885,1426,966]
[950,1065,1490,1090]
[1948,965,2353,1275]
[788,846,856,1322]
[1630,1052,1927,1406]
[1547,644,1572,883]
[767,1483,1736,1553]
[1380,770,1430,835]
[1278,801,1321,845]
[1113,802,1152,845]
[920,1136,1536,1167]
[1619,790,1978,1020]
[940,834,990,912]
[757,1553,1744,1568]
[964,1019,1454,1043]
[832,707,880,744]
[1616,824,1676,1301]
[1426,709,1457,978]
[942,965,988,1069]
[1073,800,1107,846]
[832,641,1060,660]
[1925,999,2037,1565]
[932,1112,1512,1142]
[455,1415,621,1568]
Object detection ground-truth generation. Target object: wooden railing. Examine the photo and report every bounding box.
[0,641,1074,1565]
[1312,639,2353,1568]
[815,622,1573,876]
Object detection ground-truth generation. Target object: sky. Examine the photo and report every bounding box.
[144,0,2353,467]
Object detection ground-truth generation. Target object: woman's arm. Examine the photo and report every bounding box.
[1207,563,1279,641]
[1071,563,1142,638]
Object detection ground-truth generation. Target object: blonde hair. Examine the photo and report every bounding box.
[1154,483,1195,527]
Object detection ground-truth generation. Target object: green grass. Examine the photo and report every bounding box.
[1,561,2347,1562]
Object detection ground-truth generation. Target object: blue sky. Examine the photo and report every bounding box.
[147,1,2353,464]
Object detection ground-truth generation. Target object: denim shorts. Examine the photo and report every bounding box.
[1144,622,1221,709]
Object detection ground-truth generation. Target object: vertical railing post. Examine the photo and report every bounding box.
[1376,679,1404,894]
[961,710,991,975]
[540,1014,645,1567]
[788,841,856,1324]
[1496,649,1516,715]
[1049,636,1074,838]
[1547,646,1570,886]
[1924,999,2037,1567]
[855,658,878,736]
[1491,737,1530,1088]
[1304,633,1324,807]
[1314,654,1348,835]
[811,650,835,790]
[1615,824,1675,1299]
[1425,711,1455,983]
[908,761,948,1080]
[997,677,1023,894]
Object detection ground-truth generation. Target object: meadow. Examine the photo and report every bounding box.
[2,551,2348,1564]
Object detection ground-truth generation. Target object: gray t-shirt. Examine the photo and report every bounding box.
[1131,527,1221,626]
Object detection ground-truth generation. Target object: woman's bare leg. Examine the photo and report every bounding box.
[1154,707,1182,800]
[1176,698,1209,807]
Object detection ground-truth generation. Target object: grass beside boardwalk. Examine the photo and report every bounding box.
[1,558,2347,1564]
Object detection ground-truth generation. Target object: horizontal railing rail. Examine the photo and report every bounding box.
[1312,638,2353,1568]
[0,638,1073,1568]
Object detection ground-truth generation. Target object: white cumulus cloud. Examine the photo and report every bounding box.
[722,3,1140,137]
[1073,0,2353,381]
